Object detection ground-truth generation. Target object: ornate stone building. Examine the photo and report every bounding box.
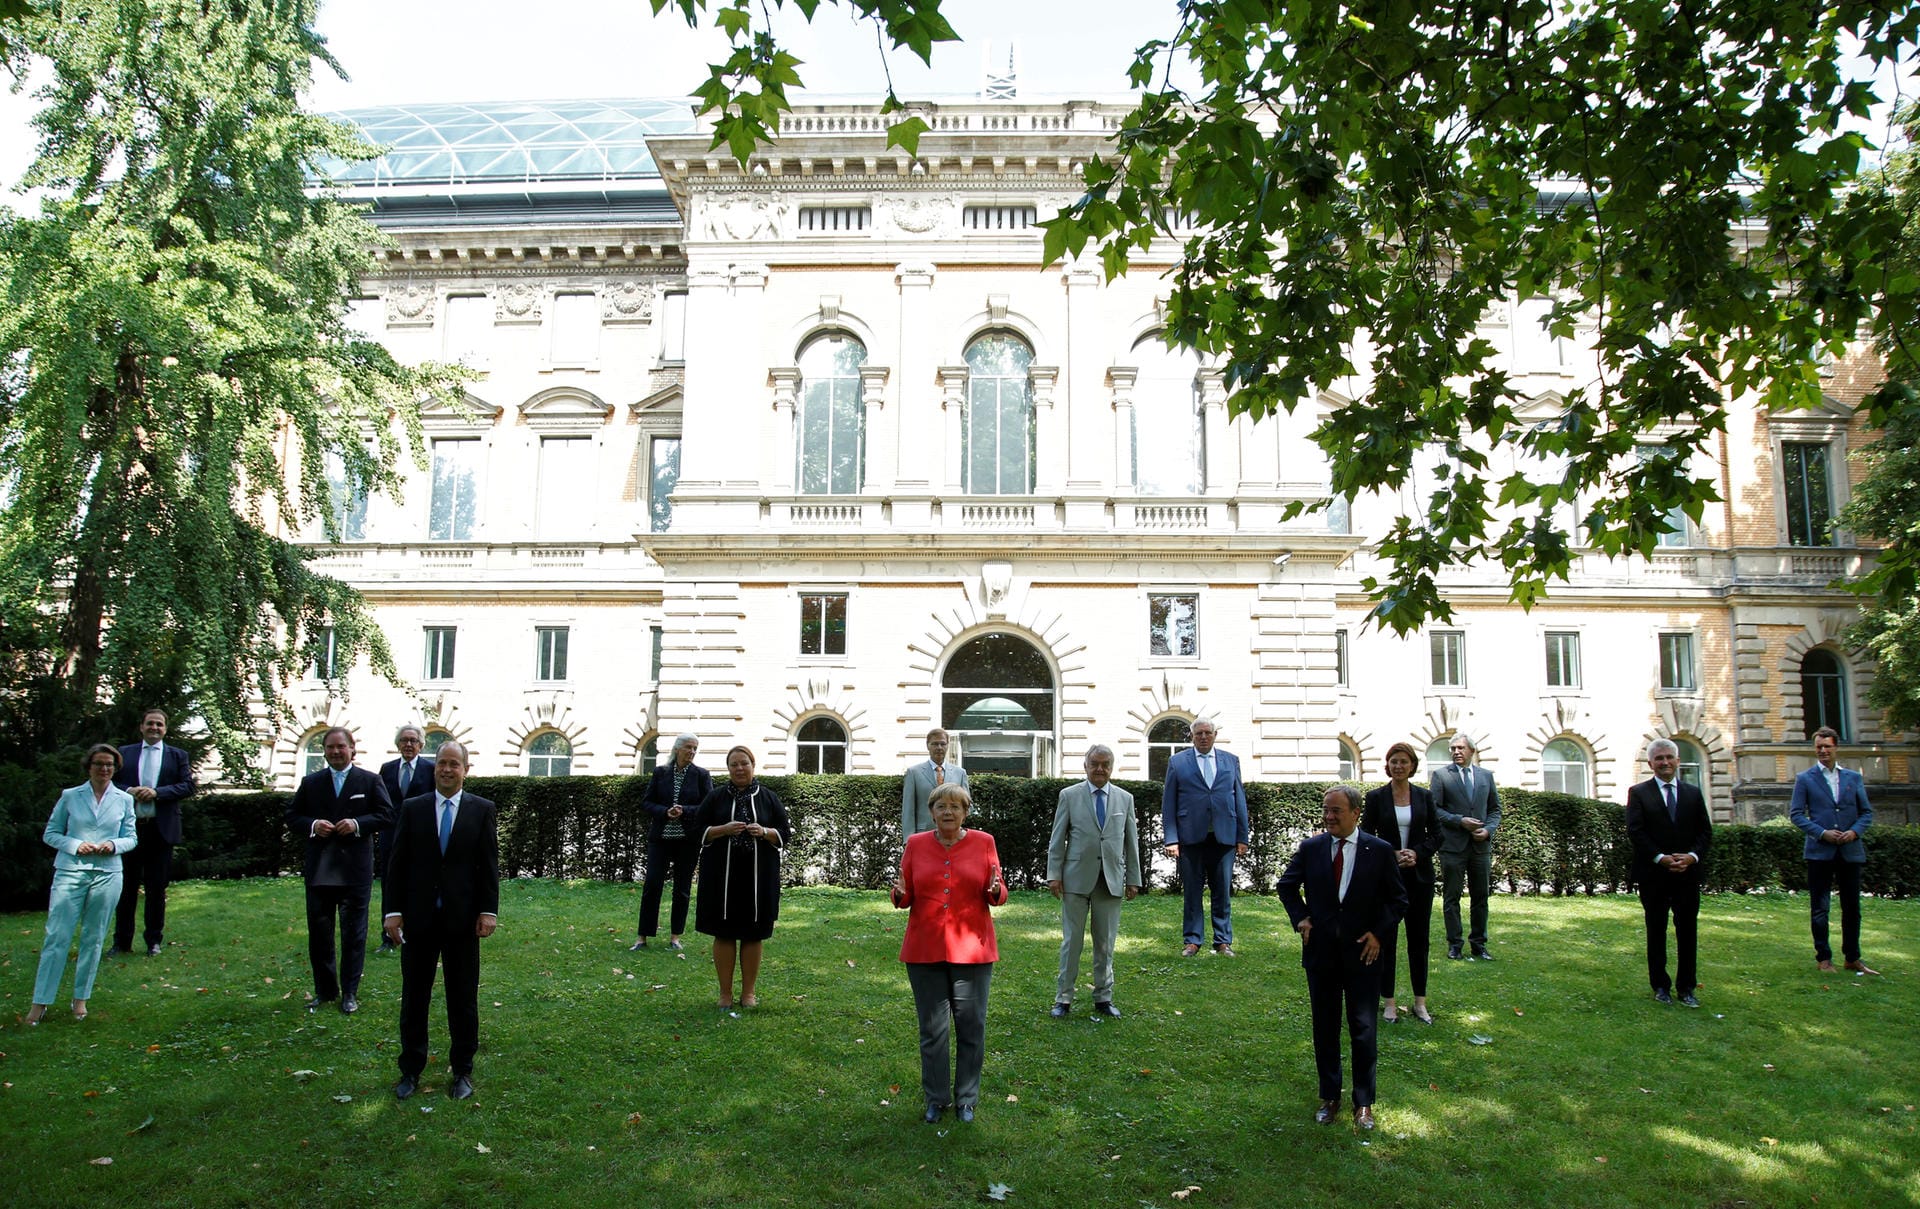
[277,96,1913,823]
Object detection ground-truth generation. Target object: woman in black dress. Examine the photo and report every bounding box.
[1361,742,1441,1024]
[693,746,791,1008]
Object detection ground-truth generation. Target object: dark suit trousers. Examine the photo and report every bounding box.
[639,834,699,938]
[114,819,173,948]
[1638,871,1701,992]
[399,907,483,1079]
[1378,872,1432,998]
[1307,953,1381,1106]
[305,883,371,1000]
[1440,844,1492,947]
[1177,837,1236,946]
[906,961,993,1109]
[1806,860,1864,963]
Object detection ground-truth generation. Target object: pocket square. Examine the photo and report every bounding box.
[348,793,365,800]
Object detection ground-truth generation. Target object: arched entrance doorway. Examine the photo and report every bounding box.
[941,631,1056,777]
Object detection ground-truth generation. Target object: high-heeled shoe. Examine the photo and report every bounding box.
[71,1002,88,1021]
[24,1004,47,1025]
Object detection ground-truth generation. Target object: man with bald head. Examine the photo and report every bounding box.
[1046,745,1141,1019]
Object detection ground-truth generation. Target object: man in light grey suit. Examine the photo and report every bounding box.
[901,728,968,838]
[1047,745,1141,1018]
[1429,733,1501,961]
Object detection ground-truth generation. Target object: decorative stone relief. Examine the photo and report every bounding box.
[495,282,544,324]
[982,562,1012,613]
[706,193,789,241]
[881,195,951,236]
[601,281,654,323]
[385,284,436,327]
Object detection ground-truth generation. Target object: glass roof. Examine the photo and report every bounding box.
[320,99,699,186]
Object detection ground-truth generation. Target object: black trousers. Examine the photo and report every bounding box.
[1638,871,1701,993]
[304,883,370,1000]
[1307,956,1381,1107]
[1377,873,1432,998]
[639,835,699,938]
[398,907,482,1079]
[114,820,173,949]
[1806,860,1864,963]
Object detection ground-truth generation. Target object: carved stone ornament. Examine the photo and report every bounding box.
[883,195,948,235]
[982,561,1013,613]
[601,282,654,323]
[495,282,544,324]
[707,193,787,241]
[385,285,436,326]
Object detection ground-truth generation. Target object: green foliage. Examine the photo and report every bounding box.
[0,1,466,779]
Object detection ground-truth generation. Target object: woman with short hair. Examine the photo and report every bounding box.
[693,746,790,1009]
[27,744,138,1024]
[1361,742,1441,1024]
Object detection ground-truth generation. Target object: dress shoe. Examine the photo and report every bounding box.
[1447,943,1464,960]
[1354,1105,1375,1130]
[448,1074,474,1100]
[1471,947,1493,961]
[1844,960,1880,976]
[108,945,134,956]
[922,1104,944,1124]
[1049,1003,1071,1018]
[393,1076,418,1101]
[146,943,162,957]
[305,995,335,1013]
[1181,943,1201,957]
[957,1106,975,1123]
[340,995,359,1016]
[1092,1002,1121,1018]
[377,940,398,954]
[1213,944,1236,957]
[628,938,648,951]
[1410,1007,1434,1025]
[1314,1099,1339,1125]
[1678,993,1700,1008]
[1653,987,1673,1004]
[1815,959,1836,972]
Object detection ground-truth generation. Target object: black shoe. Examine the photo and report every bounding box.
[109,945,134,956]
[628,938,648,951]
[1447,943,1464,960]
[1471,947,1493,961]
[340,995,359,1016]
[394,1076,418,1101]
[957,1106,975,1123]
[1653,987,1673,1004]
[1092,1002,1121,1018]
[1049,1003,1070,1019]
[448,1075,474,1100]
[146,943,162,957]
[377,940,398,954]
[922,1104,944,1124]
[1314,1099,1339,1125]
[305,995,335,1013]
[1678,992,1700,1009]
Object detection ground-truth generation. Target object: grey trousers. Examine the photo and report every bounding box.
[1056,881,1123,1004]
[906,961,993,1110]
[1440,844,1493,948]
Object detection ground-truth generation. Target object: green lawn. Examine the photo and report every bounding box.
[2,882,1914,1208]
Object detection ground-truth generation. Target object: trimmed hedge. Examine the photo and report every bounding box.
[5,771,1916,907]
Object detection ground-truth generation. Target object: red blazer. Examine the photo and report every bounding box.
[891,830,1008,964]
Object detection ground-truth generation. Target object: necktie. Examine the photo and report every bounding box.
[1662,780,1676,822]
[400,763,412,796]
[439,800,454,854]
[934,763,944,786]
[1200,753,1213,787]
[1094,788,1108,829]
[142,745,160,788]
[1332,837,1346,896]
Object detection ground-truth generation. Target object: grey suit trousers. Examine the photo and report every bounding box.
[1056,877,1123,1004]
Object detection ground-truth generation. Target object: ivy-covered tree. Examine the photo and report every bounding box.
[653,0,1920,632]
[0,0,463,777]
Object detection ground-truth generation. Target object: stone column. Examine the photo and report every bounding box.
[859,365,890,494]
[768,367,800,493]
[938,366,970,493]
[1108,366,1138,490]
[893,262,937,492]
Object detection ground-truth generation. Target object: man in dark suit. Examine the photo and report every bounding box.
[1624,738,1712,1006]
[1789,726,1877,975]
[1278,785,1407,1131]
[1159,720,1250,956]
[383,740,498,1101]
[1429,733,1501,960]
[111,707,196,956]
[376,725,436,953]
[286,726,392,1015]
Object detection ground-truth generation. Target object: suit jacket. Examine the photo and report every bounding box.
[286,765,393,888]
[1360,783,1442,886]
[113,742,195,846]
[1277,829,1408,973]
[1161,746,1250,847]
[644,760,715,840]
[379,757,437,822]
[893,829,1007,963]
[1046,781,1141,896]
[901,760,970,837]
[45,783,139,874]
[1429,762,1502,856]
[1789,764,1873,863]
[381,791,500,924]
[1624,777,1712,884]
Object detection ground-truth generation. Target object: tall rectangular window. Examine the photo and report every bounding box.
[1544,631,1582,688]
[649,436,681,533]
[1658,632,1696,692]
[551,291,600,365]
[1430,631,1465,687]
[660,290,688,362]
[324,450,367,541]
[1636,445,1690,547]
[1149,593,1200,658]
[537,436,594,539]
[1782,441,1833,547]
[1335,628,1350,688]
[428,438,480,541]
[310,626,338,680]
[443,294,492,367]
[648,625,664,682]
[423,626,457,681]
[799,593,848,657]
[535,626,569,682]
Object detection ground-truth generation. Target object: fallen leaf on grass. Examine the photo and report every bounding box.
[1512,1007,1524,1016]
[1172,1185,1203,1200]
[89,1157,112,1166]
[146,1045,160,1054]
[986,1182,1012,1201]
[128,1116,154,1134]
[1763,1064,1775,1071]
[84,1091,100,1098]
[1005,1094,1018,1103]
[332,1095,352,1103]
[1638,1088,1652,1094]
[290,1070,319,1081]
[1468,1034,1493,1046]
[1594,1156,1607,1163]
[890,1085,901,1095]
[845,959,856,968]
[1761,1137,1778,1146]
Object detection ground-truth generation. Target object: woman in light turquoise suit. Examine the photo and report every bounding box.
[27,744,138,1024]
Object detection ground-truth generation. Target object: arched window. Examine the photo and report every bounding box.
[1146,716,1192,781]
[1800,649,1849,740]
[526,732,572,777]
[1674,738,1707,788]
[795,716,847,773]
[1541,738,1590,796]
[942,631,1056,776]
[963,333,1034,495]
[1423,738,1453,779]
[639,732,660,771]
[1131,333,1204,495]
[301,731,329,777]
[1338,740,1361,782]
[796,333,866,494]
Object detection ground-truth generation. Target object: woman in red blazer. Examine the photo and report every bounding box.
[890,783,1008,1124]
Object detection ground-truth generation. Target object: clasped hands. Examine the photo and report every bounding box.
[312,818,359,838]
[1657,852,1698,872]
[1821,828,1858,845]
[73,840,115,855]
[384,915,496,944]
[1292,919,1382,963]
[717,819,775,843]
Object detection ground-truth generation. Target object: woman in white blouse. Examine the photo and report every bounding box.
[27,744,138,1024]
[1361,742,1442,1024]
